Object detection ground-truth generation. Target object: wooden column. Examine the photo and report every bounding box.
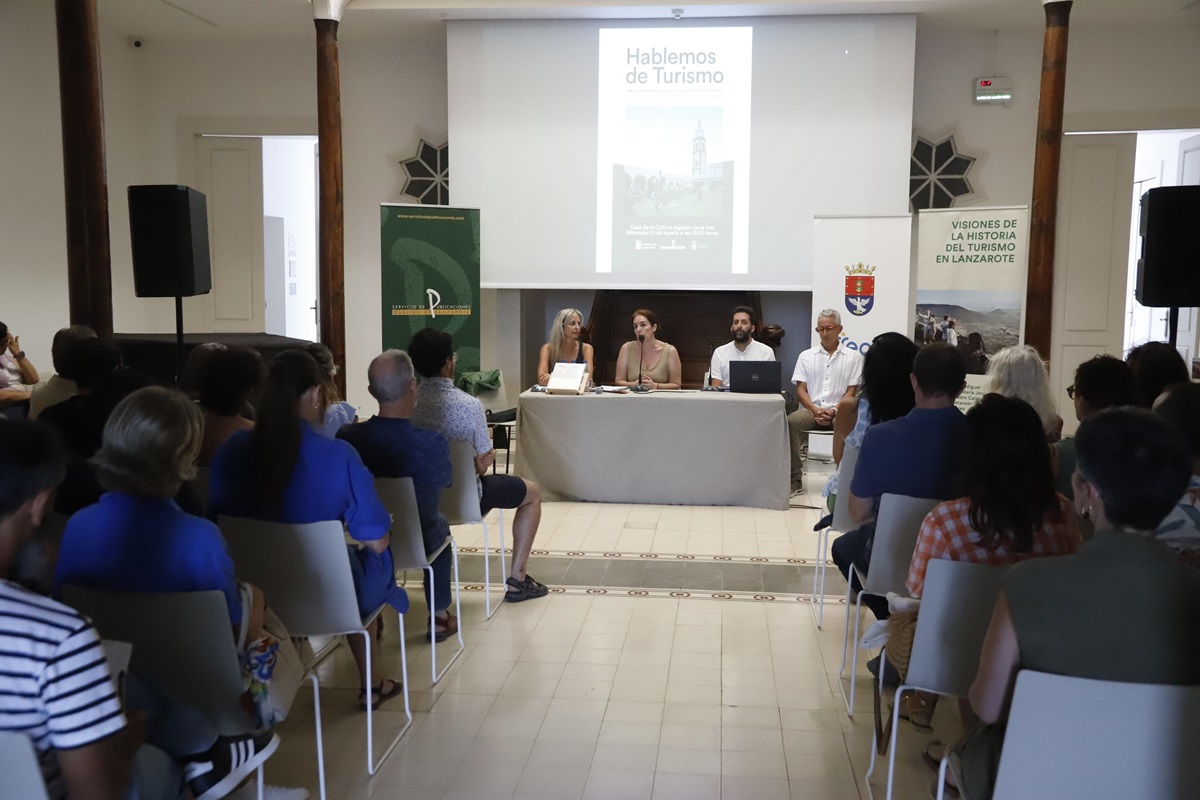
[1023,0,1073,359]
[55,0,113,338]
[315,18,347,397]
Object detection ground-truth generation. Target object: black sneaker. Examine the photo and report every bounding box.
[184,731,280,800]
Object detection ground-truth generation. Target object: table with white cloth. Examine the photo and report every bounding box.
[514,389,790,510]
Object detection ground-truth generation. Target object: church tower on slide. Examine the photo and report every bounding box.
[692,121,707,175]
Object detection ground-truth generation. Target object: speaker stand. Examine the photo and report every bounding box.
[174,295,185,385]
[1168,306,1180,348]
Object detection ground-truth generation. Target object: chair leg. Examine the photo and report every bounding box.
[936,755,950,800]
[498,507,507,601]
[426,564,439,680]
[360,619,413,777]
[481,519,494,619]
[257,763,264,800]
[428,554,465,685]
[886,679,907,800]
[810,527,828,629]
[310,672,327,800]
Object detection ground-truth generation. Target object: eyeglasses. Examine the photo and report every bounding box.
[1066,384,1076,399]
[815,326,838,334]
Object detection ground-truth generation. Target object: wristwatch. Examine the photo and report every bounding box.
[13,351,24,361]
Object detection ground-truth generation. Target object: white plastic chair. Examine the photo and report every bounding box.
[0,733,50,800]
[979,671,1200,800]
[61,588,277,796]
[375,476,464,684]
[440,439,507,618]
[219,516,411,793]
[811,445,860,629]
[837,493,940,717]
[863,560,1009,800]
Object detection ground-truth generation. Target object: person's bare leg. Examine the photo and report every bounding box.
[507,479,541,585]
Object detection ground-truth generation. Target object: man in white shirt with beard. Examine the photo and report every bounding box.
[787,309,863,495]
[708,306,775,389]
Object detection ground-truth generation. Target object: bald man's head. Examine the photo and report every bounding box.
[368,349,416,405]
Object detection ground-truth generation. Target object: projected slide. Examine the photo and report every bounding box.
[596,27,752,276]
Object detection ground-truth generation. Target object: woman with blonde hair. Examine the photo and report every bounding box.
[984,344,1062,442]
[300,341,357,436]
[614,308,682,390]
[537,308,594,385]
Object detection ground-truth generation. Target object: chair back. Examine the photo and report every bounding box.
[994,670,1200,800]
[219,516,364,637]
[61,587,253,737]
[374,477,431,571]
[830,446,860,532]
[862,493,940,595]
[440,440,483,525]
[904,560,1009,697]
[0,733,50,800]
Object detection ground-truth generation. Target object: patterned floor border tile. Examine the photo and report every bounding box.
[455,583,848,604]
[458,546,833,567]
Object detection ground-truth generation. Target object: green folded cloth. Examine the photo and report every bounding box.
[456,369,501,396]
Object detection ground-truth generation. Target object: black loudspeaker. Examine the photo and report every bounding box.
[128,185,212,298]
[1135,185,1200,307]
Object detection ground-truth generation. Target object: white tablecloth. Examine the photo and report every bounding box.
[514,390,790,510]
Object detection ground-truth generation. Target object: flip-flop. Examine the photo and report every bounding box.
[358,678,402,711]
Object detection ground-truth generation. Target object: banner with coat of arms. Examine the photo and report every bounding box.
[812,215,913,354]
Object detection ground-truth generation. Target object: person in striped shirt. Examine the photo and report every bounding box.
[0,419,171,799]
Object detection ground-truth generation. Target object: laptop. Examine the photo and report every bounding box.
[728,360,783,394]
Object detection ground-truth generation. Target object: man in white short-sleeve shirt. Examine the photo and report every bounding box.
[709,306,775,388]
[786,309,863,494]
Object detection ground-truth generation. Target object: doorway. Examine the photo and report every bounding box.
[1123,129,1200,362]
[262,136,319,342]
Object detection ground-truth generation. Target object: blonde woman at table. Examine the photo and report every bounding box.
[537,308,594,386]
[614,309,682,390]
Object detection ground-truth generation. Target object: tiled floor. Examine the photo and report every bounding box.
[263,461,964,800]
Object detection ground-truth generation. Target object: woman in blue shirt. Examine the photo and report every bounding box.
[209,349,407,710]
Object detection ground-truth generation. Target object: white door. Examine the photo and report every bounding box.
[188,136,265,332]
[1050,133,1136,437]
[1179,133,1200,366]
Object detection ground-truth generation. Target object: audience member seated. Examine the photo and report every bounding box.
[823,331,918,508]
[38,338,124,459]
[787,309,863,495]
[339,350,457,641]
[945,408,1200,800]
[613,308,682,390]
[898,394,1082,732]
[0,418,189,800]
[196,346,263,466]
[835,343,968,619]
[538,308,595,386]
[28,324,96,420]
[409,328,550,602]
[208,349,409,711]
[1055,355,1137,499]
[1152,382,1200,566]
[300,342,357,437]
[0,320,40,410]
[54,386,255,641]
[983,345,1062,442]
[178,342,227,400]
[1126,340,1189,408]
[708,305,774,389]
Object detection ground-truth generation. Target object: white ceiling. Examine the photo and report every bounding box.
[99,0,1199,45]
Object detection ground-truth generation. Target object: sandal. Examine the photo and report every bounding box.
[522,574,549,597]
[504,576,545,603]
[426,612,458,643]
[896,693,935,730]
[358,678,402,711]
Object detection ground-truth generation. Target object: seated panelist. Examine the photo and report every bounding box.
[614,308,682,390]
[537,308,594,386]
[709,305,774,388]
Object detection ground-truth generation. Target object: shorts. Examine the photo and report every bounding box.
[480,474,527,514]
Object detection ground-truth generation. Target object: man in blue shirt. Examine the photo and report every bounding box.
[339,350,457,641]
[835,343,969,617]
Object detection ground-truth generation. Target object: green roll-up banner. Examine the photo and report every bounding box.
[380,204,481,377]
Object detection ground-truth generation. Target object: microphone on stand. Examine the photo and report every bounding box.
[632,334,650,393]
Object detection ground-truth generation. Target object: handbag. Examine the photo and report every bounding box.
[236,583,303,727]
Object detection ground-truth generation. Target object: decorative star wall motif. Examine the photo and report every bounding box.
[400,140,449,205]
[910,133,978,211]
